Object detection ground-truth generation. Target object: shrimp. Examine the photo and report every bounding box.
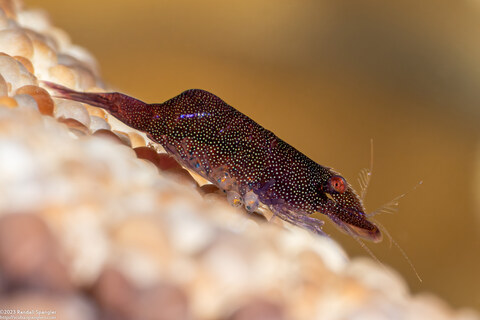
[42,81,382,243]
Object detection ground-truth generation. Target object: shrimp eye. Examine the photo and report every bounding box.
[330,175,346,193]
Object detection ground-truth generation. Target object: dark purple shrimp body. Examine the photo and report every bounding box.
[44,82,382,242]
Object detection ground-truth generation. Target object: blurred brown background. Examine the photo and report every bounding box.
[27,0,480,311]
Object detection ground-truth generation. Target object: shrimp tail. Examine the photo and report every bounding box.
[41,81,152,131]
[41,81,117,110]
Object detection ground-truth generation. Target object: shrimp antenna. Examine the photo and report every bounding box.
[368,181,423,218]
[358,139,374,202]
[370,217,423,282]
[366,179,423,282]
[334,215,422,283]
[327,213,386,269]
[349,230,385,267]
[357,141,422,282]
